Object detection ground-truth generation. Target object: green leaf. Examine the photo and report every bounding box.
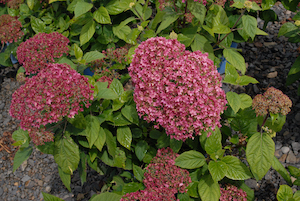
[12,128,30,148]
[223,63,239,85]
[170,138,183,153]
[83,51,105,63]
[31,16,46,33]
[121,105,139,125]
[13,146,33,172]
[108,112,132,126]
[191,34,214,60]
[277,185,293,201]
[208,160,228,182]
[57,57,77,70]
[105,129,117,157]
[58,166,71,191]
[122,182,142,195]
[117,126,132,150]
[288,56,300,76]
[278,22,298,37]
[198,175,220,201]
[239,94,252,110]
[199,128,222,156]
[54,133,80,175]
[93,6,111,24]
[256,28,268,36]
[288,166,300,178]
[156,133,170,148]
[242,15,257,40]
[246,132,275,180]
[37,141,55,155]
[212,24,231,34]
[67,112,87,129]
[261,0,276,10]
[42,192,64,201]
[105,0,127,15]
[226,91,241,113]
[187,0,206,24]
[272,156,292,185]
[175,150,206,169]
[74,43,83,60]
[110,78,124,96]
[80,20,95,46]
[83,115,100,148]
[74,1,93,18]
[294,191,300,200]
[135,140,148,161]
[223,49,246,75]
[97,88,118,100]
[230,107,258,136]
[222,156,252,180]
[187,182,200,198]
[94,127,106,152]
[238,75,259,86]
[149,129,161,139]
[27,0,34,10]
[78,152,87,185]
[133,164,145,182]
[90,192,122,201]
[156,15,179,34]
[113,148,126,168]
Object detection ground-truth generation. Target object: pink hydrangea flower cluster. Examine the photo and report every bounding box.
[252,87,292,116]
[16,32,69,75]
[9,63,94,145]
[220,184,247,201]
[7,0,23,9]
[182,0,207,5]
[121,148,191,201]
[0,15,23,45]
[129,37,227,141]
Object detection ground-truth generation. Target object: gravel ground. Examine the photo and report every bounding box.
[1,2,300,200]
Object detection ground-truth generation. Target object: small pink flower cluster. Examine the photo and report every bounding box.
[96,68,121,88]
[220,184,247,201]
[182,0,207,5]
[121,148,191,201]
[252,87,292,116]
[7,0,23,9]
[0,15,23,44]
[129,37,227,141]
[90,46,129,73]
[16,32,69,75]
[10,63,94,145]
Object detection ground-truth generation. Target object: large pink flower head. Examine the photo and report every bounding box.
[10,63,94,145]
[16,32,69,75]
[121,148,190,201]
[129,37,227,141]
[0,14,23,44]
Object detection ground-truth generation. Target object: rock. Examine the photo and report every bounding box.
[267,71,278,78]
[264,42,277,47]
[291,176,297,183]
[265,170,272,180]
[21,160,27,171]
[281,146,290,154]
[25,181,35,189]
[0,187,3,196]
[21,175,31,183]
[292,142,300,155]
[275,149,283,158]
[45,186,51,193]
[0,103,4,110]
[286,151,297,164]
[275,141,283,150]
[253,85,260,93]
[37,180,43,186]
[245,179,258,190]
[44,175,52,182]
[295,112,300,122]
[14,182,18,187]
[279,153,288,163]
[77,193,85,200]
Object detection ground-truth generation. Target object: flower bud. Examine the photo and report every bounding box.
[169,30,178,39]
[244,0,253,9]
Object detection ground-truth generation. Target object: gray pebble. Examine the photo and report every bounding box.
[281,146,290,154]
[21,175,31,183]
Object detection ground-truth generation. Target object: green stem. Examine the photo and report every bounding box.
[260,113,269,134]
[212,9,246,49]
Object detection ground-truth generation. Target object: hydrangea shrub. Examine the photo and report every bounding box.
[0,14,23,44]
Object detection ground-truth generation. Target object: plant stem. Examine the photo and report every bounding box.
[0,43,4,52]
[212,9,246,48]
[260,113,269,134]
